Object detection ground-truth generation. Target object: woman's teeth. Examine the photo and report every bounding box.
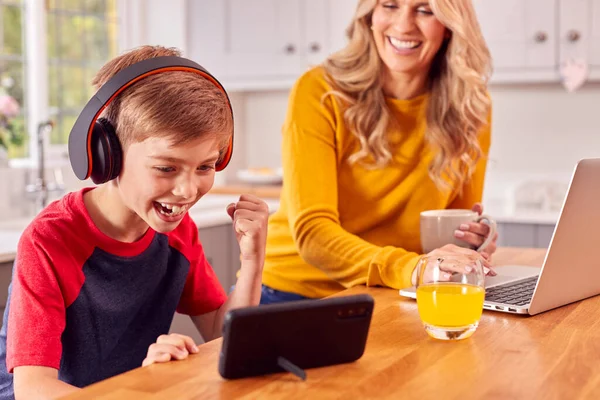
[157,202,187,216]
[388,37,421,50]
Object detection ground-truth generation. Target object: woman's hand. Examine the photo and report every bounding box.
[142,333,199,367]
[412,244,496,285]
[453,203,498,258]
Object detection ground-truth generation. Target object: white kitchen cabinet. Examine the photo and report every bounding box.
[592,0,600,66]
[536,225,555,249]
[197,224,232,291]
[188,0,303,84]
[474,0,557,79]
[187,0,357,90]
[474,0,600,83]
[559,0,600,70]
[169,223,241,344]
[196,224,240,292]
[0,262,12,309]
[496,222,556,248]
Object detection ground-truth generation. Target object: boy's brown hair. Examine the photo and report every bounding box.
[92,45,233,153]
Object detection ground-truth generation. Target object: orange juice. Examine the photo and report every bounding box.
[416,283,485,327]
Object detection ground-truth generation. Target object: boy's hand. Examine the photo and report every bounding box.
[226,194,269,264]
[141,333,199,367]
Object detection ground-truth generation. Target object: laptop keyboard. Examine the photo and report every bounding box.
[485,276,539,306]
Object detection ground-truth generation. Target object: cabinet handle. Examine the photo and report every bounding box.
[534,31,547,43]
[284,44,296,54]
[309,42,321,52]
[567,30,581,42]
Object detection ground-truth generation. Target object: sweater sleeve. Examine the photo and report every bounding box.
[281,71,421,290]
[448,108,493,210]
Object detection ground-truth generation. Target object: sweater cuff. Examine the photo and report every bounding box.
[367,248,421,289]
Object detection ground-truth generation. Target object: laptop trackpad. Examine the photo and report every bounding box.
[486,265,540,288]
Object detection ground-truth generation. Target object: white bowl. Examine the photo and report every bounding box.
[236,167,283,185]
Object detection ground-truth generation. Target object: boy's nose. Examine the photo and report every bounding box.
[173,176,197,200]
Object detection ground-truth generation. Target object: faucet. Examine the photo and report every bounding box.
[25,120,65,213]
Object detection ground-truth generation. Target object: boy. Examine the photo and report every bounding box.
[0,45,269,399]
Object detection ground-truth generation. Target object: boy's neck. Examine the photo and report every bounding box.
[84,184,150,243]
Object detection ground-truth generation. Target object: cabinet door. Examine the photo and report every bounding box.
[305,0,329,67]
[198,225,230,291]
[499,223,537,248]
[559,0,593,65]
[0,262,12,309]
[536,225,556,249]
[473,0,557,73]
[188,0,303,81]
[228,228,241,289]
[326,0,357,56]
[170,312,204,345]
[304,0,358,68]
[590,0,600,67]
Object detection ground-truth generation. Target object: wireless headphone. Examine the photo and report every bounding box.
[68,56,234,184]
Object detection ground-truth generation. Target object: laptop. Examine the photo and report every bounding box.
[399,158,600,316]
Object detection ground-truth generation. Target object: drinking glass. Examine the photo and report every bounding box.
[415,255,485,340]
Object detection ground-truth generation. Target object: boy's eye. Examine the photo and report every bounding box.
[155,166,175,173]
[198,164,216,172]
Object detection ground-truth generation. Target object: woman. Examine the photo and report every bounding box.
[260,0,497,304]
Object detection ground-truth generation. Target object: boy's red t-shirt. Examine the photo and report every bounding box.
[0,187,226,394]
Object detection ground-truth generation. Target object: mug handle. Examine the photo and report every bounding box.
[475,214,497,252]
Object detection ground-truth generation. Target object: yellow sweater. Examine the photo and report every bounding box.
[262,67,492,298]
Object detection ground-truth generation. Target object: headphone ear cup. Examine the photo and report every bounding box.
[216,137,233,171]
[90,118,122,184]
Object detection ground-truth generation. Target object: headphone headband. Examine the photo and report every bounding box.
[68,56,234,181]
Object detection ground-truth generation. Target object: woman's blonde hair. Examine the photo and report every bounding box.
[323,0,492,191]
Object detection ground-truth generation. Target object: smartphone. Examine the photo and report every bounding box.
[218,294,374,380]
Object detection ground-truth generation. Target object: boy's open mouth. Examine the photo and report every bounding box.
[153,201,189,218]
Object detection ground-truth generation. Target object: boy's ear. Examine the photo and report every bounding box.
[90,118,122,184]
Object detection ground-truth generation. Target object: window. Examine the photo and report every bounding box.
[0,0,25,159]
[47,0,119,149]
[0,0,118,161]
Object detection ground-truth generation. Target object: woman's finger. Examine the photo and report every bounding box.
[454,230,485,248]
[482,259,497,276]
[471,203,484,215]
[458,222,490,237]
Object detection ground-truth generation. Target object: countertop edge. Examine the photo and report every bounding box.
[0,253,15,264]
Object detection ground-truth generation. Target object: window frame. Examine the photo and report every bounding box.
[9,0,122,169]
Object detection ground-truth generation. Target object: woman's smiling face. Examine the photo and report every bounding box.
[371,0,447,77]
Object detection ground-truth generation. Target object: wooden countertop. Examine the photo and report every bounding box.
[209,184,281,199]
[57,247,600,400]
[0,252,15,264]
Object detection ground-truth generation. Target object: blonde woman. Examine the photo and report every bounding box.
[259,0,497,303]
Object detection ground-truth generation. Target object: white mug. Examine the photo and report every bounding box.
[420,209,497,254]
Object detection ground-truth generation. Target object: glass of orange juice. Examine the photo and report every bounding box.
[415,255,485,340]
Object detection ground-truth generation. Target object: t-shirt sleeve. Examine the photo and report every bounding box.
[176,221,227,316]
[6,229,67,373]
